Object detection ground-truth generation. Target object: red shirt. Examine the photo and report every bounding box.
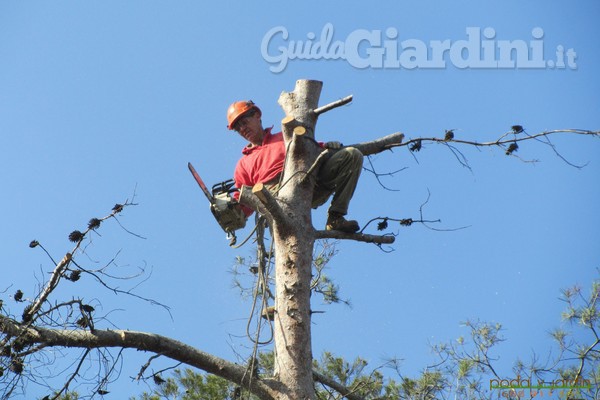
[234,129,285,216]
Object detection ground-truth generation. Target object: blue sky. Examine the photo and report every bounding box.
[1,1,599,398]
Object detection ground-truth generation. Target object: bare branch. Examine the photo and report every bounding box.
[25,253,73,322]
[363,155,407,192]
[347,129,599,169]
[239,185,276,227]
[347,132,405,156]
[252,183,282,216]
[313,95,353,116]
[314,230,395,244]
[74,262,172,317]
[51,348,91,400]
[403,128,600,167]
[0,315,279,400]
[25,201,136,323]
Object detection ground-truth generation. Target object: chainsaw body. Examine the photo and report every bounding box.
[209,180,246,234]
[188,162,246,245]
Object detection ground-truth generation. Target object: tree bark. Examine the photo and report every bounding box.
[267,80,325,400]
[347,132,405,156]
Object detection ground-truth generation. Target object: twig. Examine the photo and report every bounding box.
[50,348,91,400]
[363,155,407,191]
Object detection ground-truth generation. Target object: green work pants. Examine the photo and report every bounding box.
[312,147,363,216]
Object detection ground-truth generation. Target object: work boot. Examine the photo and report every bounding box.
[326,212,360,233]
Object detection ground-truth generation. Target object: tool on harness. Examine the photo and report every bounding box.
[188,162,246,245]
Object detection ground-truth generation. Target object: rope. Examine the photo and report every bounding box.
[242,216,276,400]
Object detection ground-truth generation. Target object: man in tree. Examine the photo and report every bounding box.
[227,100,363,233]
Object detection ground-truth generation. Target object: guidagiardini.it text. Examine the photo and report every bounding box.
[261,23,577,73]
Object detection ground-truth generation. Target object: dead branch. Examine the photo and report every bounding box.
[252,183,286,221]
[363,155,408,191]
[347,129,599,167]
[399,128,598,151]
[313,95,353,116]
[314,230,395,244]
[0,199,181,398]
[239,185,277,228]
[403,128,599,167]
[0,315,280,400]
[25,252,72,321]
[360,217,441,232]
[25,202,135,323]
[80,262,171,315]
[51,348,91,400]
[347,132,405,156]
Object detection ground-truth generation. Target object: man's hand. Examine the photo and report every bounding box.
[325,141,343,150]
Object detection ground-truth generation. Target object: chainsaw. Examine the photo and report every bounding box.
[188,162,246,245]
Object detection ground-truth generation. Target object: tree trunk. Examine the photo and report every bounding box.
[268,79,325,400]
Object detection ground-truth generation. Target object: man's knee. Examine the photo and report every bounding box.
[343,147,363,170]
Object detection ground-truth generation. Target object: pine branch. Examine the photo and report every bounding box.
[0,315,279,400]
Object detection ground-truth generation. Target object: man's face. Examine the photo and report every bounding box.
[234,111,264,146]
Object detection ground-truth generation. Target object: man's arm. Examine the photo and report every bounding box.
[233,161,255,218]
[232,189,254,218]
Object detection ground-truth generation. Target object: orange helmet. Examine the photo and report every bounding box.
[226,100,261,130]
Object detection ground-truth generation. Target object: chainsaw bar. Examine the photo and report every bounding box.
[187,162,214,203]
